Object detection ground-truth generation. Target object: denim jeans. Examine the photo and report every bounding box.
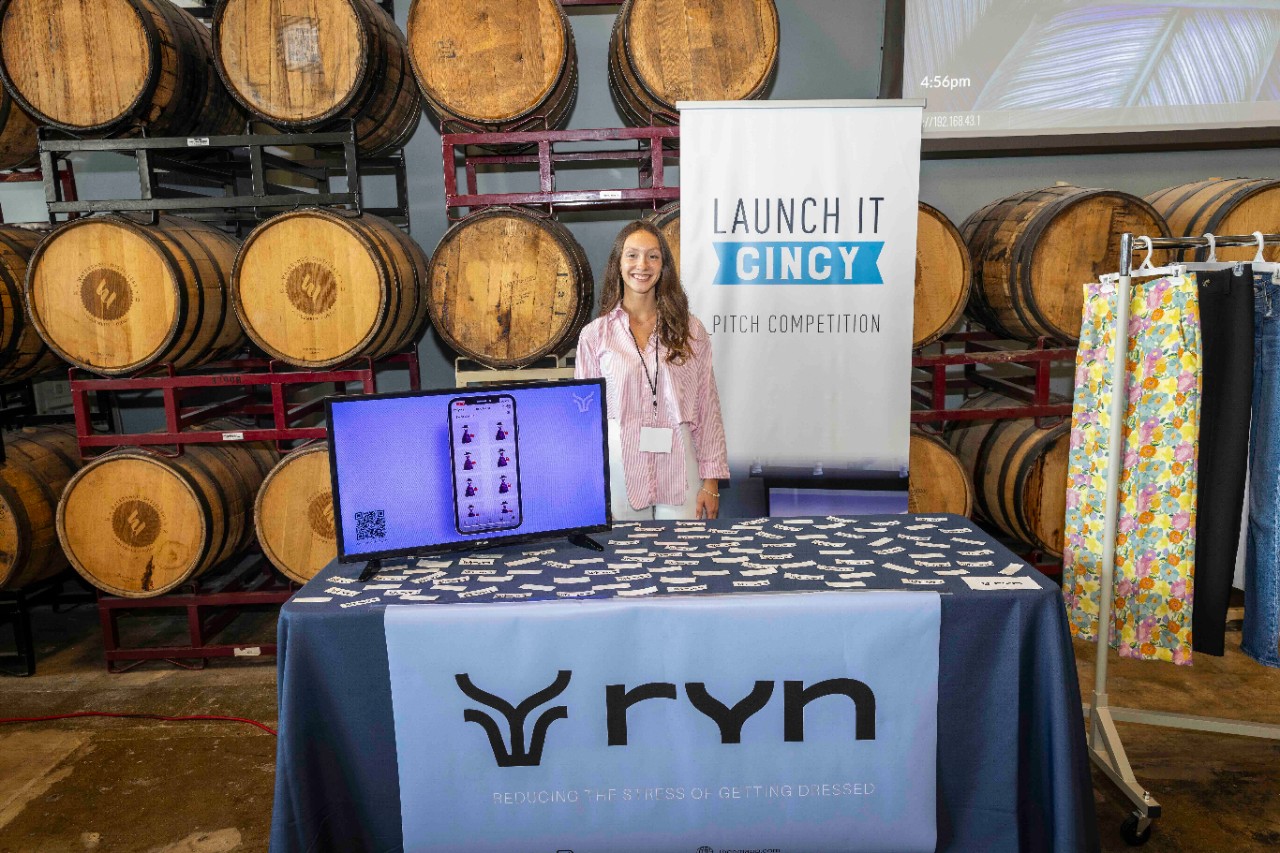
[1245,269,1280,667]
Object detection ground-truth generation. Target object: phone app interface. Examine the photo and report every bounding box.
[451,395,521,534]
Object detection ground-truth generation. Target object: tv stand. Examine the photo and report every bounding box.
[357,558,383,583]
[568,534,604,552]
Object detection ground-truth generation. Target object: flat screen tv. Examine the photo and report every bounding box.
[327,378,610,563]
[881,0,1280,156]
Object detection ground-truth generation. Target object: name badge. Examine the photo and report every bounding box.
[639,426,673,453]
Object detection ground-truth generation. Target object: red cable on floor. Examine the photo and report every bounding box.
[0,711,277,736]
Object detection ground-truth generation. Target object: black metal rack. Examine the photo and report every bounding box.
[37,124,410,233]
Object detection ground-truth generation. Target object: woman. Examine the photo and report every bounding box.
[576,220,729,520]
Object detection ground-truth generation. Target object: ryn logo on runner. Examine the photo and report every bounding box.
[456,671,877,768]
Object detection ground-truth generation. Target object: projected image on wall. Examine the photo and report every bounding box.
[903,0,1280,137]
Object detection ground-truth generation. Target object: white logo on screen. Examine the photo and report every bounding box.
[573,391,594,413]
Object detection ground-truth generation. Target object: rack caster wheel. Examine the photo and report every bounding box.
[1121,812,1153,846]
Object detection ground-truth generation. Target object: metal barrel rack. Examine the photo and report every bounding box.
[38,123,409,232]
[912,328,1077,576]
[31,117,419,668]
[69,350,421,457]
[443,125,680,218]
[95,558,295,673]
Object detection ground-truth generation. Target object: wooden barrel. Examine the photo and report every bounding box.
[946,393,1069,556]
[960,185,1169,343]
[232,209,430,368]
[57,438,278,598]
[25,215,245,376]
[0,86,37,171]
[255,442,334,585]
[907,429,973,517]
[1145,178,1280,263]
[0,0,244,137]
[0,226,62,384]
[407,0,577,136]
[915,201,971,348]
[645,202,681,276]
[608,0,779,127]
[0,425,81,591]
[213,0,421,156]
[428,207,593,369]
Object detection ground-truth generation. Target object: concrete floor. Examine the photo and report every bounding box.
[1,586,1277,852]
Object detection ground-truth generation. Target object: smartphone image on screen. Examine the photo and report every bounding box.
[448,394,522,535]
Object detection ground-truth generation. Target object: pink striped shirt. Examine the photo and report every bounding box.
[576,306,729,509]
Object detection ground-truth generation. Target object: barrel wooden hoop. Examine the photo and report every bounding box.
[1006,423,1066,551]
[0,476,32,579]
[355,215,411,356]
[0,229,30,365]
[968,417,1016,523]
[0,0,162,134]
[174,223,235,360]
[1195,182,1275,245]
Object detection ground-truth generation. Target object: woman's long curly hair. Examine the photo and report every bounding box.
[598,220,692,364]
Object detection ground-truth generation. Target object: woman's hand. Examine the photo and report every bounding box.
[696,479,720,520]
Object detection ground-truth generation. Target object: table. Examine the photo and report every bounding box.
[270,514,1098,852]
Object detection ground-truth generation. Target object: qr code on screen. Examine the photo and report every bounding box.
[355,510,386,541]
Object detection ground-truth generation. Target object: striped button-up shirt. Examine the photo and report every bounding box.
[576,306,729,509]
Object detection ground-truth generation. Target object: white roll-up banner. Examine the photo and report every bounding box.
[681,100,922,510]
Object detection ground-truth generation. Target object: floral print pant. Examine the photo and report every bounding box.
[1063,273,1201,664]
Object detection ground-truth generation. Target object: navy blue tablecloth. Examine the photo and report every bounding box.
[269,514,1098,852]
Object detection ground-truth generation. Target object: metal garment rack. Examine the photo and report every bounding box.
[1088,231,1280,845]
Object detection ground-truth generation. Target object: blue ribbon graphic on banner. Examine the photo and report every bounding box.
[712,241,885,285]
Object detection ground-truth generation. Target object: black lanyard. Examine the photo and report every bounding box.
[630,326,659,416]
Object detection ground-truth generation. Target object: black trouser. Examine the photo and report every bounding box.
[1193,267,1254,655]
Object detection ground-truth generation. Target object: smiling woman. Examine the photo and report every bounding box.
[575,221,729,522]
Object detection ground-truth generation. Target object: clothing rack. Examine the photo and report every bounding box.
[1088,231,1280,845]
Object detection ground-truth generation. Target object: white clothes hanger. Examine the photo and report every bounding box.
[1130,235,1186,279]
[1249,231,1278,276]
[1179,232,1235,273]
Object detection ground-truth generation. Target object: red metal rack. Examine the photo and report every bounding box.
[911,331,1075,425]
[442,126,680,217]
[96,559,295,673]
[69,349,420,456]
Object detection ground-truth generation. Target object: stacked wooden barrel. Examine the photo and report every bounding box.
[0,225,62,384]
[213,0,421,155]
[25,215,245,376]
[0,0,244,137]
[233,209,430,368]
[255,442,335,584]
[608,0,779,126]
[946,393,1070,557]
[407,0,577,137]
[907,430,973,517]
[914,202,971,348]
[0,426,82,591]
[427,206,594,369]
[1146,177,1280,263]
[57,428,278,597]
[644,202,682,273]
[0,86,37,171]
[961,185,1169,343]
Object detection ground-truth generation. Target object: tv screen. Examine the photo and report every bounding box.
[327,379,610,561]
[885,0,1280,154]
